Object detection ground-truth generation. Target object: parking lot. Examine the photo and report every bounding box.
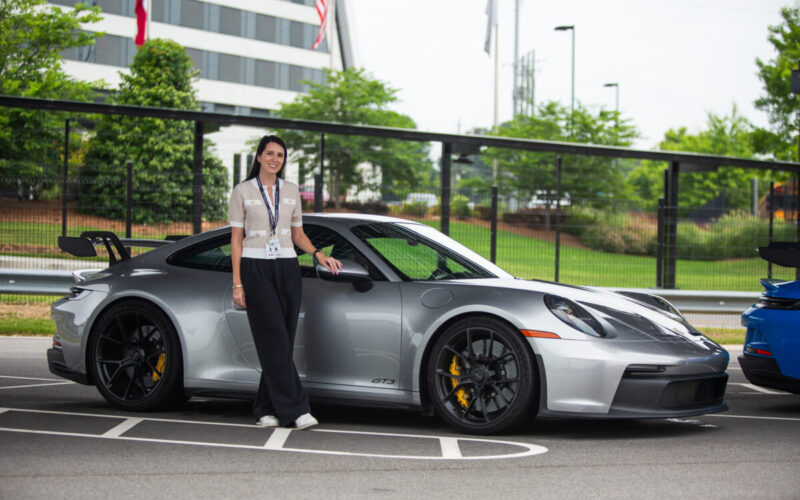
[1,337,798,499]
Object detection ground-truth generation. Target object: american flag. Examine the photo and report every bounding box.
[312,0,330,50]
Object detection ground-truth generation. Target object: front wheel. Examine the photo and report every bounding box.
[426,317,538,434]
[90,301,185,411]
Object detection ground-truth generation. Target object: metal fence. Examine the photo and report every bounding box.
[1,96,799,309]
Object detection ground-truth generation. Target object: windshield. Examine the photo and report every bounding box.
[351,222,514,281]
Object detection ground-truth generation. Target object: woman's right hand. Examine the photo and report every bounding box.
[233,287,246,308]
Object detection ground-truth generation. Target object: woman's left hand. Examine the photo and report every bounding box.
[318,254,343,275]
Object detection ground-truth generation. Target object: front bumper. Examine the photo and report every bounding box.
[47,347,90,385]
[738,354,800,394]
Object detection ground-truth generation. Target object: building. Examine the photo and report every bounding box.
[50,0,354,184]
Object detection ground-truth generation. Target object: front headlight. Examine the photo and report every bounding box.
[67,286,91,299]
[544,294,606,337]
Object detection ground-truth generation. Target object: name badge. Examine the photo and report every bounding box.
[265,236,281,258]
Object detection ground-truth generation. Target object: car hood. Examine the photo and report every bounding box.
[451,278,704,342]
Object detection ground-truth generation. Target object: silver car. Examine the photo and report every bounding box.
[48,214,729,434]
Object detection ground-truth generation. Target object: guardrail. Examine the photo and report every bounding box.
[0,268,761,313]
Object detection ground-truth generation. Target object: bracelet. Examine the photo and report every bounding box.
[313,249,322,258]
[233,284,243,289]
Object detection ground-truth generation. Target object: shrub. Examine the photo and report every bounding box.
[452,194,471,218]
[401,200,429,217]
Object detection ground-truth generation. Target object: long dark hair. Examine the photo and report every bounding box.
[245,135,288,181]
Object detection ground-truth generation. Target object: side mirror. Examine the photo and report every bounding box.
[316,259,373,292]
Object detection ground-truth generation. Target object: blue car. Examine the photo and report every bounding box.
[739,243,800,394]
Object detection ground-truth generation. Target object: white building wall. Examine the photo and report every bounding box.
[53,0,345,188]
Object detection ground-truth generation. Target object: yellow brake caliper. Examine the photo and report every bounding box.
[449,356,469,408]
[152,353,166,382]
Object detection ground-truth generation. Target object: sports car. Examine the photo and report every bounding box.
[739,242,800,394]
[48,214,729,434]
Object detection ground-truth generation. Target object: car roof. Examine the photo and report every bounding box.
[303,213,423,226]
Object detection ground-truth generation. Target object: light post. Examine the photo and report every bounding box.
[603,82,619,117]
[554,25,575,133]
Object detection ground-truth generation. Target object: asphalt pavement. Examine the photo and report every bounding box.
[0,337,798,499]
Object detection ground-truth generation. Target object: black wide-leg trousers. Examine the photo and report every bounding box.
[241,257,310,425]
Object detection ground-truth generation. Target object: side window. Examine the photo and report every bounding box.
[169,236,232,272]
[297,225,383,280]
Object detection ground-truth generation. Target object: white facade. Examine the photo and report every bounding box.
[51,0,352,186]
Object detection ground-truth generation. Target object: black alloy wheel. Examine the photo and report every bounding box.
[427,317,537,434]
[90,301,184,411]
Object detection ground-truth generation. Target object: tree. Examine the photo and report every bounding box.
[276,68,430,208]
[753,5,800,161]
[79,39,228,223]
[0,0,102,199]
[626,106,771,210]
[488,101,638,207]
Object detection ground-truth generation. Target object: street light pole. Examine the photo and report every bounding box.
[554,25,575,134]
[603,82,619,117]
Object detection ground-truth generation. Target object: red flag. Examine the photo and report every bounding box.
[311,0,329,50]
[135,0,147,47]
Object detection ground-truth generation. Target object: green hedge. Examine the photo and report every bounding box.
[564,207,796,260]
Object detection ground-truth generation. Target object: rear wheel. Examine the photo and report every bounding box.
[90,301,184,411]
[426,317,537,434]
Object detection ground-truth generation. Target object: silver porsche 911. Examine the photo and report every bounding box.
[48,214,729,434]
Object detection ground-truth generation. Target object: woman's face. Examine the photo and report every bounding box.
[257,141,285,177]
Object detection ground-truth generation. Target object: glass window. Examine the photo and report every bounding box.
[298,225,384,280]
[180,0,204,30]
[169,236,232,273]
[351,223,500,281]
[186,48,203,74]
[218,53,241,83]
[219,6,241,36]
[255,14,277,43]
[288,65,305,92]
[255,60,276,88]
[289,21,305,48]
[96,0,131,17]
[151,0,166,22]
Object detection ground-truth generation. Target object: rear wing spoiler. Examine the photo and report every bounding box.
[57,231,187,265]
[758,242,800,268]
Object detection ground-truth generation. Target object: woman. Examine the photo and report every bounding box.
[229,135,342,429]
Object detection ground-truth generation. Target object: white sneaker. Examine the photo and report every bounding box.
[256,415,279,427]
[294,413,318,430]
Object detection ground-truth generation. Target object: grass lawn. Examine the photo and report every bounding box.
[418,219,791,291]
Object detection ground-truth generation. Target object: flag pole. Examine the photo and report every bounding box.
[146,0,151,42]
[328,0,336,71]
[492,10,499,184]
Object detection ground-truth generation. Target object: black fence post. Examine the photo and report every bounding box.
[555,156,562,283]
[193,121,203,234]
[126,161,133,239]
[440,142,452,236]
[768,181,774,279]
[490,185,498,263]
[664,162,680,289]
[656,197,665,288]
[62,118,69,237]
[315,133,324,213]
[233,153,241,186]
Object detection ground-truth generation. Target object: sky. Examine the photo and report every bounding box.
[345,0,791,148]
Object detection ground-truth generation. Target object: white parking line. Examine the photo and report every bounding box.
[730,383,790,395]
[0,382,73,391]
[0,375,66,382]
[439,437,462,458]
[0,407,548,460]
[102,417,143,438]
[264,428,292,450]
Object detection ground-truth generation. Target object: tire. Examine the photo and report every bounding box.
[90,301,185,411]
[426,317,537,434]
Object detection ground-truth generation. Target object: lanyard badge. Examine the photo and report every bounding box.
[256,177,281,257]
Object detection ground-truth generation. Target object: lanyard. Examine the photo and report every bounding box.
[255,177,279,235]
